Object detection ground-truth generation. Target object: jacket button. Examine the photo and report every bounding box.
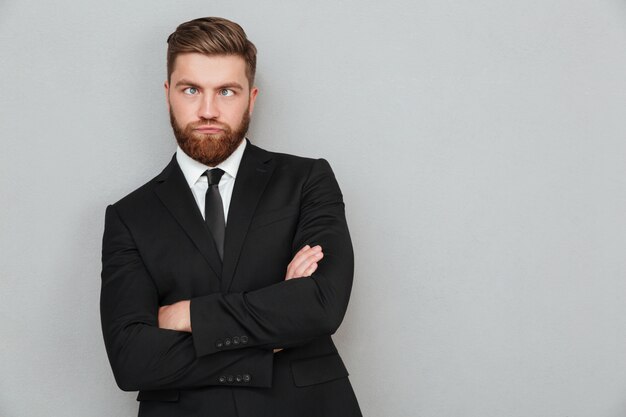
[241,336,248,345]
[236,374,242,383]
[224,338,232,347]
[242,374,251,383]
[227,375,234,383]
[233,336,240,345]
[216,340,223,349]
[218,376,226,383]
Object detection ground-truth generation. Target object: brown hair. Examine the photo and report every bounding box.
[166,17,257,87]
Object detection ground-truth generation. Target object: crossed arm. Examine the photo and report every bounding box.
[101,212,328,391]
[157,244,324,336]
[101,158,352,391]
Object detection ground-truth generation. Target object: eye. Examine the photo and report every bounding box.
[183,87,198,95]
[218,89,234,97]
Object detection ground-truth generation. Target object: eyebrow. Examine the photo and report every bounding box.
[174,79,245,91]
[174,79,200,88]
[217,82,244,91]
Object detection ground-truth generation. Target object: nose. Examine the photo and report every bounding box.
[198,95,219,120]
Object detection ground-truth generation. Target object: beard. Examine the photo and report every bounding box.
[170,108,251,166]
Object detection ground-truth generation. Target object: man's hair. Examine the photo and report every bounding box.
[166,17,257,87]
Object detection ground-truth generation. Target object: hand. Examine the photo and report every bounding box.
[158,300,192,332]
[278,245,323,352]
[285,245,323,280]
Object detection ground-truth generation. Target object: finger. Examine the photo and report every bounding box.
[285,246,310,277]
[292,244,312,260]
[302,261,318,277]
[285,263,300,280]
[285,245,321,279]
[286,253,306,279]
[295,244,321,260]
[293,262,317,279]
[292,254,319,277]
[288,262,317,280]
[291,246,322,271]
[293,251,323,277]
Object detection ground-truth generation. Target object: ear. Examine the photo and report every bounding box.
[164,80,170,111]
[248,86,259,115]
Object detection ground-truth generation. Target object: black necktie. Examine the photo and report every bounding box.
[203,169,226,260]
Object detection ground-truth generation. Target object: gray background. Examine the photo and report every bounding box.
[1,0,625,416]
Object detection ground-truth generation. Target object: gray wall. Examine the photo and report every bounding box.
[1,1,625,416]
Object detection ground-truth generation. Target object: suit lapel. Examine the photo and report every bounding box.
[221,142,275,292]
[154,156,223,279]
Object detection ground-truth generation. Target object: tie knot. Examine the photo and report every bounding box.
[204,168,225,186]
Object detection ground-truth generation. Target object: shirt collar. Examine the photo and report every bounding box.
[176,139,247,187]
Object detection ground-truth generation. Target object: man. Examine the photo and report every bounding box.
[100,17,362,417]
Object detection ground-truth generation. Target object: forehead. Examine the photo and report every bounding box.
[170,53,248,87]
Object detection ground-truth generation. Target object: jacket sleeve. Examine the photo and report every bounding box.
[100,204,273,392]
[190,158,354,357]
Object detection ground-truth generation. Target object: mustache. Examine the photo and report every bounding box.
[189,119,230,131]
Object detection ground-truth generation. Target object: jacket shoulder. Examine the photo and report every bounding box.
[250,142,330,174]
[108,157,175,210]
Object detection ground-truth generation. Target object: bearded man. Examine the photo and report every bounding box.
[100,17,362,417]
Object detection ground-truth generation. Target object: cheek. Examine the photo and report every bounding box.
[170,100,196,122]
[229,101,252,120]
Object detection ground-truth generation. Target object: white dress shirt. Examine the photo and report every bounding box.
[175,139,247,224]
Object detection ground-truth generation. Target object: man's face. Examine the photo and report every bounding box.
[165,53,258,166]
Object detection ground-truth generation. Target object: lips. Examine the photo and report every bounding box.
[194,126,224,134]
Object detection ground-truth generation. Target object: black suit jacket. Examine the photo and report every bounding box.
[100,141,362,417]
